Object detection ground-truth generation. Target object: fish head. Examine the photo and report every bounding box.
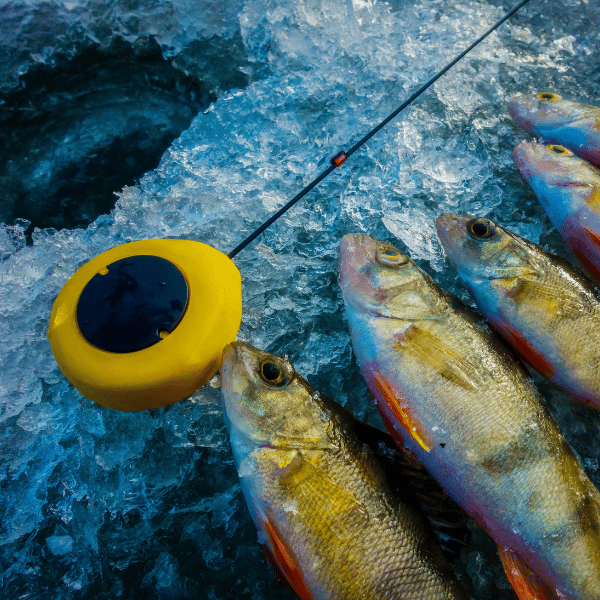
[512,141,589,187]
[221,341,330,452]
[339,233,438,320]
[436,213,535,284]
[508,92,578,133]
[512,141,599,228]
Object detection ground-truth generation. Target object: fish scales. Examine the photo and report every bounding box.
[512,140,600,284]
[221,341,467,600]
[338,233,600,600]
[436,212,600,409]
[508,92,600,166]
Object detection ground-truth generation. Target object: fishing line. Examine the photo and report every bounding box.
[227,0,534,259]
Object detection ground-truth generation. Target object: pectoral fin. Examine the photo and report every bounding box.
[394,325,481,392]
[585,187,600,215]
[502,277,589,319]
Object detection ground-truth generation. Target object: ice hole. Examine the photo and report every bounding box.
[0,37,216,235]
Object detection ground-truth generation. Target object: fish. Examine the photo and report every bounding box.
[338,232,600,600]
[220,341,468,600]
[512,140,600,283]
[508,92,600,166]
[436,212,600,409]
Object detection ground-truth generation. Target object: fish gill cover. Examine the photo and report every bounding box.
[1,0,599,598]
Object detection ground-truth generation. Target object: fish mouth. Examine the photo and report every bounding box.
[339,233,380,315]
[436,213,508,280]
[507,95,538,134]
[512,142,536,181]
[435,213,470,266]
[220,341,264,444]
[339,233,372,282]
[435,215,452,249]
[222,341,240,367]
[436,211,469,239]
[435,213,461,240]
[507,93,575,130]
[512,141,576,186]
[221,341,255,397]
[339,232,371,257]
[339,233,419,318]
[221,341,242,380]
[506,96,525,119]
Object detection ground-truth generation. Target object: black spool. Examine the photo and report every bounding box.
[76,255,188,353]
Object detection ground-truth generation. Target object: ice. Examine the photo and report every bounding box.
[2,0,600,598]
[382,208,445,267]
[0,0,248,90]
[46,535,74,556]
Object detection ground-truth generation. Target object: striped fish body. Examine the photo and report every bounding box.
[338,233,600,600]
[508,92,600,166]
[436,212,600,409]
[513,140,600,283]
[220,341,467,600]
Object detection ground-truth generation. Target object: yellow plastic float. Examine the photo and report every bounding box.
[47,239,242,411]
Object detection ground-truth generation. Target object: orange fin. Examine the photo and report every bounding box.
[374,372,431,452]
[583,226,600,250]
[377,408,424,469]
[571,244,600,283]
[564,218,600,280]
[497,546,559,600]
[262,518,313,600]
[500,327,556,378]
[262,543,297,592]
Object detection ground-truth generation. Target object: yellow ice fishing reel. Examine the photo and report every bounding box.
[47,239,242,411]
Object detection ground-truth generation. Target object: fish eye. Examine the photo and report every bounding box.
[376,245,408,267]
[467,218,495,240]
[547,144,571,155]
[537,92,560,102]
[259,360,286,386]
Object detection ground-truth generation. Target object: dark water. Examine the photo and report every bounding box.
[0,35,251,235]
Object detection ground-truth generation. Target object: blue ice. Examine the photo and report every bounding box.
[1,0,600,598]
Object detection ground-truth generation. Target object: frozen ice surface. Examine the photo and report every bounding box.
[2,0,600,598]
[0,0,249,90]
